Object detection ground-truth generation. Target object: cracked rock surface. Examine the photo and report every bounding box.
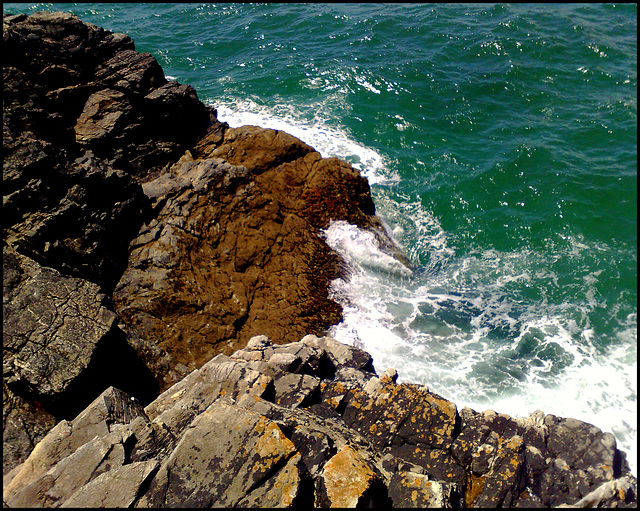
[3,335,636,508]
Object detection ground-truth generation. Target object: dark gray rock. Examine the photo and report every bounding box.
[94,48,166,94]
[3,245,117,398]
[74,88,134,144]
[2,382,57,477]
[3,10,222,473]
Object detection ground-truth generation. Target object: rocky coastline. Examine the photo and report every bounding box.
[3,11,637,507]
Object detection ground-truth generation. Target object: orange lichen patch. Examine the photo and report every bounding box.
[321,445,377,508]
[505,435,523,452]
[251,420,296,474]
[326,396,342,409]
[330,381,346,394]
[465,474,486,507]
[268,452,303,507]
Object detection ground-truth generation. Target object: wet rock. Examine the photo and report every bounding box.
[206,125,315,174]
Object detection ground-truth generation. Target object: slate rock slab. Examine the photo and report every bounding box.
[3,335,636,508]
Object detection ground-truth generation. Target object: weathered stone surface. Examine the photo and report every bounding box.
[3,245,116,398]
[3,10,219,473]
[316,444,386,508]
[2,386,148,507]
[4,335,635,508]
[112,131,392,386]
[2,245,158,427]
[4,10,220,290]
[61,459,159,508]
[2,381,57,477]
[388,471,463,507]
[74,88,133,144]
[206,125,315,174]
[93,48,166,94]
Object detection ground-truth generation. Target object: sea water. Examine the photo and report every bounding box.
[5,3,636,474]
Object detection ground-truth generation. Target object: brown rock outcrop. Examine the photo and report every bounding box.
[111,123,404,388]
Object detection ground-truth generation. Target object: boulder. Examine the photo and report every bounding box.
[3,245,116,399]
[112,124,409,389]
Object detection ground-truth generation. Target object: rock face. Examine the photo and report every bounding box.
[3,335,637,508]
[3,11,218,292]
[111,124,396,386]
[2,10,637,508]
[2,9,402,475]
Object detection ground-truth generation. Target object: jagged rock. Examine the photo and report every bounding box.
[205,125,315,174]
[112,122,407,389]
[3,336,635,508]
[2,245,158,413]
[93,48,166,94]
[316,444,387,507]
[74,88,134,144]
[111,139,365,385]
[3,245,116,398]
[388,471,463,507]
[138,400,302,507]
[61,459,159,508]
[3,9,220,290]
[2,387,148,507]
[2,382,57,478]
[3,10,221,472]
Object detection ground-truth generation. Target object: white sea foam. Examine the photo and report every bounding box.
[323,219,637,476]
[212,97,393,185]
[210,97,636,475]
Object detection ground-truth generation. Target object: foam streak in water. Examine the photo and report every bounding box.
[213,98,393,184]
[322,220,637,475]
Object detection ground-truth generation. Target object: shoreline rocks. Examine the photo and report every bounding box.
[3,10,637,507]
[3,335,637,508]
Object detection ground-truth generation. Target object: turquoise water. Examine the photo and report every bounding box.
[5,3,636,473]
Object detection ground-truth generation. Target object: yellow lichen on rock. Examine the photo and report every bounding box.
[321,444,377,507]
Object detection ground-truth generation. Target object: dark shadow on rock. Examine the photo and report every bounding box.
[39,323,159,420]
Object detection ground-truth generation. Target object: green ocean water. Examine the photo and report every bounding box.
[5,3,636,472]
